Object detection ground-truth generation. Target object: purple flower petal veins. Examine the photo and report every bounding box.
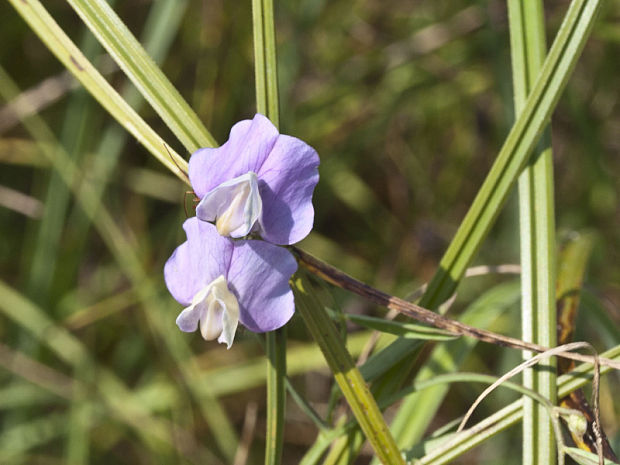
[189,114,320,245]
[164,218,297,347]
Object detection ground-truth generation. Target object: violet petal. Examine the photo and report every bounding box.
[228,240,297,333]
[164,218,233,306]
[189,114,279,198]
[256,134,320,245]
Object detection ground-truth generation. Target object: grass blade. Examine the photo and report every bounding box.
[416,344,620,465]
[346,314,457,341]
[5,0,189,183]
[507,1,557,463]
[294,274,405,465]
[63,0,189,301]
[65,0,216,151]
[422,0,600,309]
[386,281,520,452]
[358,0,603,399]
[0,66,239,462]
[265,329,286,465]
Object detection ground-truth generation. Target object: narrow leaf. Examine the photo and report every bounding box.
[564,447,620,465]
[65,0,217,151]
[294,274,406,465]
[347,314,457,341]
[6,0,189,183]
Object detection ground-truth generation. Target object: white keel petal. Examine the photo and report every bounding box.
[176,275,240,348]
[196,172,262,238]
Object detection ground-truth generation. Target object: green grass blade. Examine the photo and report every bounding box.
[64,0,189,298]
[386,281,520,453]
[65,0,216,151]
[6,0,189,183]
[507,1,557,463]
[0,413,68,462]
[422,0,599,309]
[252,0,280,125]
[564,447,620,465]
[0,280,173,456]
[346,314,457,341]
[262,0,279,123]
[415,344,620,465]
[0,66,238,462]
[27,49,97,308]
[294,274,405,465]
[0,383,55,411]
[65,364,93,465]
[359,0,603,395]
[322,430,365,465]
[252,0,267,119]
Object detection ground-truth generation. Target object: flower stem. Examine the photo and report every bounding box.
[252,0,279,126]
[252,0,285,463]
[265,329,286,465]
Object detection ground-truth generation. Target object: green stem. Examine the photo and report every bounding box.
[252,0,280,125]
[252,0,267,116]
[265,330,286,465]
[262,0,280,124]
[294,274,405,465]
[252,1,284,463]
[507,1,557,463]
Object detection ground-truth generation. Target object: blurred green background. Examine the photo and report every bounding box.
[0,0,618,463]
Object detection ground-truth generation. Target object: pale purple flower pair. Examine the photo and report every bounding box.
[164,114,319,347]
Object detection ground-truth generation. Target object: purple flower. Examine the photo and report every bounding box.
[164,218,298,348]
[189,114,320,245]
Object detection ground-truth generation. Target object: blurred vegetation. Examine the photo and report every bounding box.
[0,0,618,464]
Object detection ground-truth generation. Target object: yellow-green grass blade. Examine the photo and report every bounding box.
[65,0,216,151]
[294,274,405,465]
[0,66,239,461]
[5,0,189,183]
